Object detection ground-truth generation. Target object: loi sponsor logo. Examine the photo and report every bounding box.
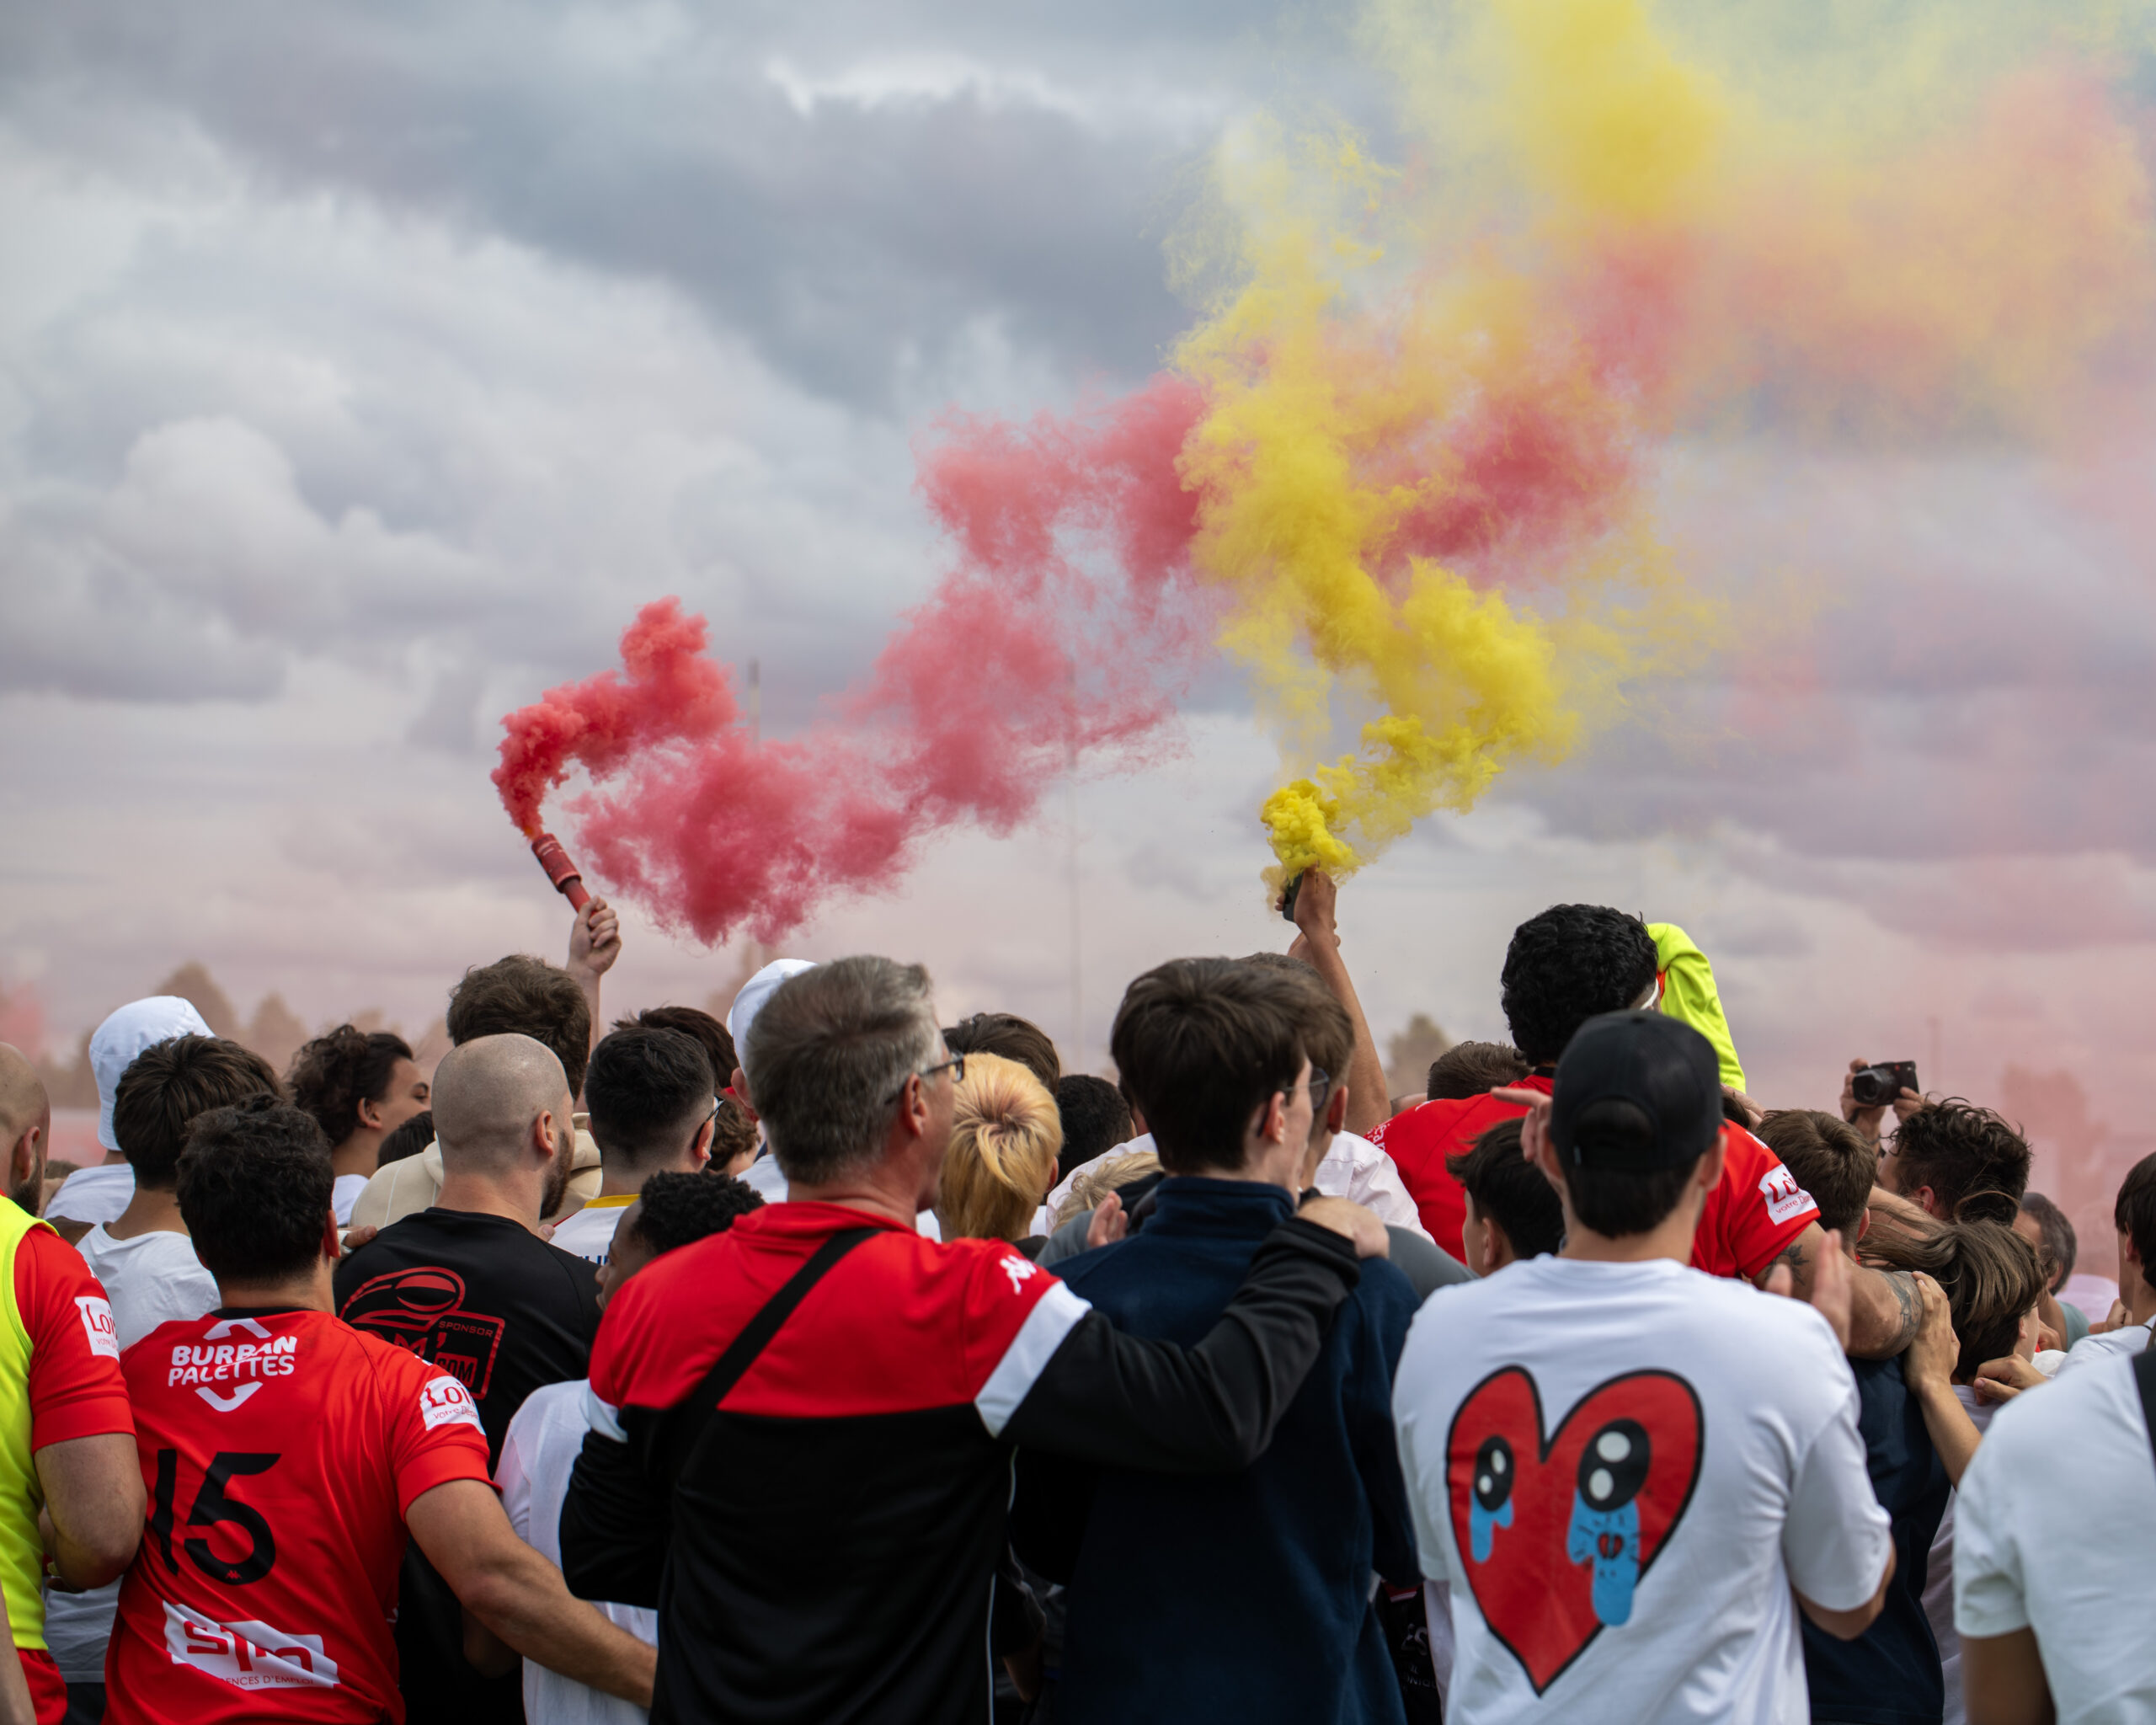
[419,1375,484,1434]
[163,1600,339,1690]
[75,1296,119,1361]
[1758,1167,1817,1227]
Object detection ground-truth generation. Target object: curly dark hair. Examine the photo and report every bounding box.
[447,956,591,1095]
[1889,1099,2031,1222]
[114,1036,281,1188]
[631,1170,765,1256]
[943,1013,1060,1092]
[1500,906,1659,1065]
[178,1095,334,1285]
[286,1025,414,1149]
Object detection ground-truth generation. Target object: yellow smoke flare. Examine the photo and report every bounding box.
[1175,0,2156,892]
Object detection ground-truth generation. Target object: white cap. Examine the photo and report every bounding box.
[726,960,817,1066]
[91,996,215,1151]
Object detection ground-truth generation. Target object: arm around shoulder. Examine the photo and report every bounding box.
[408,1476,655,1707]
[559,1420,670,1610]
[1000,1215,1363,1471]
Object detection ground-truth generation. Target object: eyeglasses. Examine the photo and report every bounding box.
[1307,1067,1332,1115]
[888,1053,965,1104]
[1280,1068,1331,1113]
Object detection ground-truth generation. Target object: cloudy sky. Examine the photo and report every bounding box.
[5,1,2153,1248]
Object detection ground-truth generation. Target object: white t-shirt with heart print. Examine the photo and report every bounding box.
[1392,1254,1890,1725]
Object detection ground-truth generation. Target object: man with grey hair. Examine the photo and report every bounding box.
[564,955,1390,1725]
[337,1033,603,1725]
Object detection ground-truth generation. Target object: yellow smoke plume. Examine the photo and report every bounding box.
[1174,0,2156,891]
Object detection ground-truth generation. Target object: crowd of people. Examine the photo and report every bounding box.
[0,868,2148,1725]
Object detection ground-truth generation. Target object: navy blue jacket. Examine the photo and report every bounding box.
[1801,1354,1951,1725]
[1013,1178,1420,1725]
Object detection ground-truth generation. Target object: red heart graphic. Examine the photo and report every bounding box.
[1446,1367,1704,1695]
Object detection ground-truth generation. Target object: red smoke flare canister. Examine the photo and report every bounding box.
[528,832,592,910]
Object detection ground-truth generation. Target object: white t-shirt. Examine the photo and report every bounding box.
[1035,1130,1428,1238]
[73,1226,220,1349]
[44,1164,134,1226]
[1956,1352,2156,1722]
[333,1173,370,1227]
[49,1224,221,1680]
[499,1380,655,1725]
[548,1197,636,1266]
[1392,1255,1890,1724]
[739,1154,790,1203]
[1921,1384,1999,1725]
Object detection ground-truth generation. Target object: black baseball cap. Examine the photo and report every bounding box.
[1549,1011,1721,1172]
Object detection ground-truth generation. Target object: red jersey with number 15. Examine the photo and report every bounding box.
[105,1308,493,1725]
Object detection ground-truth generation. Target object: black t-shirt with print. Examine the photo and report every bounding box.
[334,1208,601,1725]
[334,1206,601,1464]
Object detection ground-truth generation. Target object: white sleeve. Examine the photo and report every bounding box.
[1951,1434,2031,1639]
[1391,1383,1454,1583]
[1780,1372,1893,1610]
[1338,1139,1433,1240]
[497,1408,536,1543]
[167,1260,222,1331]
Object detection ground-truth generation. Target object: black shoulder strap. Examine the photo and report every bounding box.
[691,1225,877,1415]
[2132,1342,2156,1470]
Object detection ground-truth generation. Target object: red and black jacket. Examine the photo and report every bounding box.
[560,1199,1360,1725]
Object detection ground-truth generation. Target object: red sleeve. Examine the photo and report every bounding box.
[1698,1124,1821,1281]
[15,1227,133,1450]
[385,1357,494,1515]
[1369,1100,1483,1260]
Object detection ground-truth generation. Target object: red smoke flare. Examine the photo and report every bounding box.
[492,378,1212,943]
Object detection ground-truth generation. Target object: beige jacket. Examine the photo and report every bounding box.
[346,1117,605,1235]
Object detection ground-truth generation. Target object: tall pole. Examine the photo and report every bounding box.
[746,657,765,970]
[1067,666,1082,1075]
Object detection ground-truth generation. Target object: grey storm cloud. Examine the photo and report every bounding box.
[0,0,1267,410]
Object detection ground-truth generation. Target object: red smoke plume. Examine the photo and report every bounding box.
[492,378,1213,943]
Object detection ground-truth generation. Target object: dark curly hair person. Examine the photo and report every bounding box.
[1500,905,1660,1066]
[286,1025,430,1183]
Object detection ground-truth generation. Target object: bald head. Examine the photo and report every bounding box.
[0,1047,45,1141]
[432,1034,571,1172]
[0,1046,50,1213]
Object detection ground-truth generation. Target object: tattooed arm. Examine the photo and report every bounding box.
[1755,1222,1924,1359]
